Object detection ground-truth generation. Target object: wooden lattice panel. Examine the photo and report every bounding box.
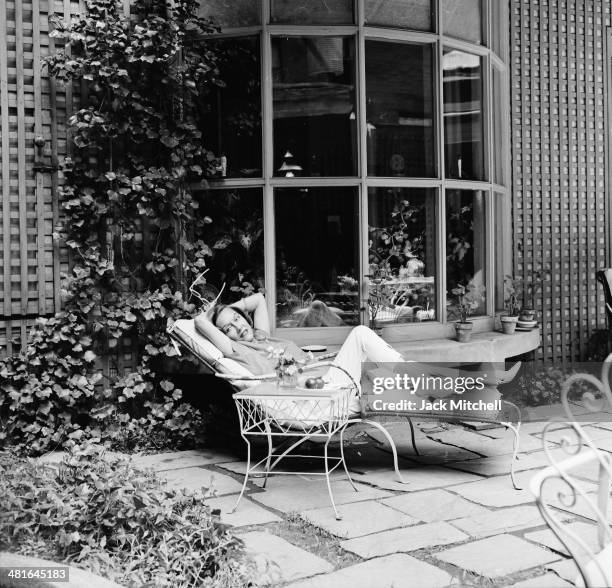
[511,0,612,363]
[0,0,99,356]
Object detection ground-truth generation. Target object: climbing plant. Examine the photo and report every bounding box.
[0,0,225,454]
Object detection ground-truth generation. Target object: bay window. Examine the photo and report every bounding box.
[197,0,510,343]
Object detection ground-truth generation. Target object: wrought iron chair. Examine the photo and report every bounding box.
[530,355,612,587]
[596,269,612,354]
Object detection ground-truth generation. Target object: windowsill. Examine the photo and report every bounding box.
[290,325,540,363]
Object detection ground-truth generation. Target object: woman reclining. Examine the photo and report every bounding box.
[194,292,405,414]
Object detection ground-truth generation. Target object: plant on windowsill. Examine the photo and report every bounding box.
[519,265,550,323]
[501,275,521,334]
[450,282,485,343]
[365,263,397,334]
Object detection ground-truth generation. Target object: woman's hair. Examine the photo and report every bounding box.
[210,304,253,328]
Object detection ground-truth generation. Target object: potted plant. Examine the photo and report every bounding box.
[519,265,550,322]
[450,282,485,343]
[501,275,520,334]
[365,263,396,334]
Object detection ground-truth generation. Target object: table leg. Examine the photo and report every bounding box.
[324,435,342,520]
[262,419,273,489]
[231,432,251,514]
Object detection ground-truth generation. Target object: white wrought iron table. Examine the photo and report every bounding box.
[231,381,357,520]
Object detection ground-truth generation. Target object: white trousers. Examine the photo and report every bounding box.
[326,325,405,413]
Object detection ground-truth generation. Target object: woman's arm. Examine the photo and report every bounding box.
[232,292,270,334]
[194,311,234,356]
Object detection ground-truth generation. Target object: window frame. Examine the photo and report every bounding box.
[199,0,511,345]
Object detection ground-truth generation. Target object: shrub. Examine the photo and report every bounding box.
[0,0,223,454]
[0,443,253,587]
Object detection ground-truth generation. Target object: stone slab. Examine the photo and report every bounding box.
[250,476,391,513]
[546,559,580,584]
[448,471,545,507]
[300,500,418,539]
[240,531,333,585]
[130,449,236,472]
[450,504,544,538]
[381,488,489,522]
[524,521,600,557]
[204,495,282,527]
[286,554,453,588]
[445,448,569,477]
[351,466,482,492]
[429,428,541,455]
[340,521,467,558]
[368,424,480,462]
[481,421,567,437]
[509,573,572,587]
[435,534,561,578]
[535,426,612,446]
[160,467,243,496]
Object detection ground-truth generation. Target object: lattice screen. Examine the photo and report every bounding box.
[511,0,612,363]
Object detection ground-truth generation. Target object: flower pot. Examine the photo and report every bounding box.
[519,308,536,322]
[500,315,519,334]
[455,321,473,343]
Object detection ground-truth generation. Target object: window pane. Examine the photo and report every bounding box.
[200,37,262,179]
[442,0,482,44]
[492,67,506,185]
[273,37,357,177]
[443,49,484,181]
[365,0,432,31]
[275,187,359,327]
[197,0,261,27]
[197,189,264,301]
[446,190,486,318]
[366,41,435,177]
[271,0,353,24]
[368,188,437,324]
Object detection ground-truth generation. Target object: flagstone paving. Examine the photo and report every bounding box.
[125,420,612,587]
[435,534,562,577]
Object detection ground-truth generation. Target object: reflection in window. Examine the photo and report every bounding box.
[271,0,353,24]
[368,188,437,323]
[365,0,432,30]
[446,190,486,317]
[275,187,359,327]
[200,37,262,179]
[197,0,261,27]
[366,41,435,177]
[443,49,484,181]
[442,0,482,44]
[272,37,357,177]
[197,189,264,302]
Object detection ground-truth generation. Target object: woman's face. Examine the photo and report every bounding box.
[215,307,254,342]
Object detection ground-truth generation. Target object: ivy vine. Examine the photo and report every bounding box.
[0,0,224,454]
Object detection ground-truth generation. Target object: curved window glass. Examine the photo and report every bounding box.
[197,0,510,340]
[443,49,484,181]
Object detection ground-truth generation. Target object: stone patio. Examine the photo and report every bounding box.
[100,421,612,586]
